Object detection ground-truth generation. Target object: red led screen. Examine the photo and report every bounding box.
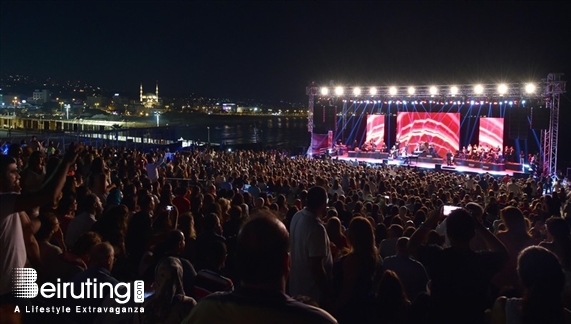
[396,112,460,157]
[478,117,504,150]
[366,115,385,145]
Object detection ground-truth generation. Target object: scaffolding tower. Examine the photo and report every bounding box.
[541,73,566,176]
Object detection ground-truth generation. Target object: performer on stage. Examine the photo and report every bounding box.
[520,151,525,165]
[446,149,453,166]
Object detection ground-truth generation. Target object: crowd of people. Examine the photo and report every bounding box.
[1,136,571,323]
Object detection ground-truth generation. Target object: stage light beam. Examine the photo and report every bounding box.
[450,86,459,96]
[429,86,438,96]
[334,86,344,96]
[389,86,397,96]
[369,87,377,96]
[353,87,361,96]
[408,86,415,95]
[525,83,536,94]
[320,87,329,96]
[474,84,484,94]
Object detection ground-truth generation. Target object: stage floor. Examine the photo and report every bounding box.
[336,155,524,177]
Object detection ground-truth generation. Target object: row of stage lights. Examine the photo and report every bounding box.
[341,100,525,105]
[319,83,537,97]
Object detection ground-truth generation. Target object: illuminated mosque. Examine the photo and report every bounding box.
[140,81,161,108]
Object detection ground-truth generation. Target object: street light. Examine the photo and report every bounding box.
[207,126,210,144]
[59,101,64,113]
[65,104,70,119]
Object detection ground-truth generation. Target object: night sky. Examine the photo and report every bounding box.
[2,1,570,101]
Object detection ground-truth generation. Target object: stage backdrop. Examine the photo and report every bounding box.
[365,115,385,146]
[397,112,460,157]
[479,117,504,151]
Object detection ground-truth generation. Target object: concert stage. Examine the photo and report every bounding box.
[336,154,526,177]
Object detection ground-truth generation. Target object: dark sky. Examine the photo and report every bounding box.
[1,1,570,102]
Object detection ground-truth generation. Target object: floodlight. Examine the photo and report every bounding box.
[429,86,438,96]
[389,86,397,96]
[408,86,415,95]
[353,87,361,96]
[450,86,459,96]
[525,83,536,94]
[334,86,344,96]
[498,84,508,95]
[369,87,377,96]
[320,87,329,96]
[403,100,407,104]
[474,84,484,94]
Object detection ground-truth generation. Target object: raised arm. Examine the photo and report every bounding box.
[408,208,440,258]
[14,143,82,212]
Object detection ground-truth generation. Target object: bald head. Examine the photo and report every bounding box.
[237,213,289,287]
[90,242,115,270]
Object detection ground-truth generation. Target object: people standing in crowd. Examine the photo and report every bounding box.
[289,186,333,307]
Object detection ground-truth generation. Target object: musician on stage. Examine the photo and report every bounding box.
[404,142,409,156]
[467,144,472,158]
[519,151,525,165]
[446,149,453,166]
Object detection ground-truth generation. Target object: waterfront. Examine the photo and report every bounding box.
[0,114,311,150]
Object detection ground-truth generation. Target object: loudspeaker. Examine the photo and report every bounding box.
[435,164,442,171]
[382,159,388,164]
[442,166,456,170]
[508,108,530,139]
[531,107,550,130]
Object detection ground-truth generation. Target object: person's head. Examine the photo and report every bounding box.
[388,224,404,238]
[0,155,19,192]
[446,208,475,245]
[203,212,222,234]
[81,193,103,216]
[326,217,343,238]
[500,206,529,234]
[153,257,185,298]
[89,242,115,271]
[465,202,484,221]
[306,186,327,215]
[377,270,409,304]
[395,236,409,255]
[545,216,570,241]
[348,216,376,258]
[236,213,289,290]
[177,212,196,239]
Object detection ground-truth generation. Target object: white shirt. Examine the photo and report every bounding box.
[0,193,26,295]
[289,208,333,304]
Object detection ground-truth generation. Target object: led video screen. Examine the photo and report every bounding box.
[365,115,385,146]
[396,112,460,157]
[479,117,504,150]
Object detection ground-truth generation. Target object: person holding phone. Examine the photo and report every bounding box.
[408,207,508,324]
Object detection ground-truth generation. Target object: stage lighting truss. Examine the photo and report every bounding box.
[313,83,542,101]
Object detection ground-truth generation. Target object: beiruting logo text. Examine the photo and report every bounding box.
[12,268,144,304]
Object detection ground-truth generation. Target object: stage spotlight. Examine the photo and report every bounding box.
[498,84,508,95]
[474,84,484,94]
[525,83,536,94]
[353,87,361,96]
[429,86,438,96]
[522,100,526,104]
[388,100,392,104]
[403,100,407,104]
[450,86,459,96]
[389,86,397,96]
[509,101,513,105]
[408,86,415,95]
[335,86,344,96]
[470,100,475,105]
[369,87,377,96]
[320,87,329,96]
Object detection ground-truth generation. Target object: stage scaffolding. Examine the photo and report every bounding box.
[307,74,565,174]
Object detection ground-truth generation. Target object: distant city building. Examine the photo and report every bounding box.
[87,96,110,109]
[222,103,237,113]
[32,89,50,104]
[140,81,161,109]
